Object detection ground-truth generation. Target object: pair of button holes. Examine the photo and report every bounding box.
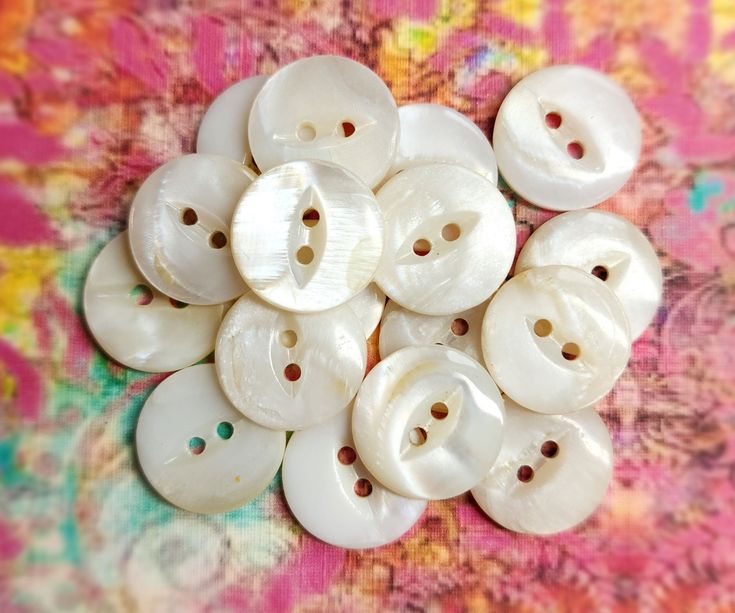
[409,402,449,447]
[544,112,585,160]
[279,329,302,382]
[337,446,373,497]
[180,207,228,250]
[297,121,355,142]
[517,440,559,483]
[188,421,234,456]
[295,208,320,266]
[129,284,188,309]
[412,223,461,257]
[533,319,581,361]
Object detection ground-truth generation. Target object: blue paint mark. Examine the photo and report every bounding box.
[689,174,723,213]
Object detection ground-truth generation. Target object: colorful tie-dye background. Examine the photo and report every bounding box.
[1,0,735,611]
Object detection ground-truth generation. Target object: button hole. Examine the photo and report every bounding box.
[353,478,373,497]
[533,319,552,337]
[337,446,357,465]
[567,141,584,159]
[280,329,297,348]
[430,402,449,420]
[591,265,609,281]
[297,122,316,141]
[412,239,431,256]
[341,121,355,137]
[561,342,581,360]
[130,284,153,306]
[188,436,206,455]
[545,112,562,129]
[540,440,559,458]
[302,208,320,227]
[517,465,534,482]
[284,363,301,381]
[209,231,227,249]
[409,427,427,446]
[441,223,461,241]
[296,245,314,265]
[216,422,234,440]
[181,208,198,225]
[168,298,188,309]
[451,318,469,336]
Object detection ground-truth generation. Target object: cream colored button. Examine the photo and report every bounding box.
[136,364,285,514]
[374,164,515,316]
[231,160,383,313]
[196,75,268,166]
[282,408,427,549]
[493,65,641,211]
[248,55,399,188]
[215,292,366,430]
[389,103,497,183]
[471,397,613,534]
[348,283,386,339]
[83,232,226,373]
[352,345,505,500]
[379,299,488,364]
[482,265,631,414]
[515,210,662,340]
[128,154,255,305]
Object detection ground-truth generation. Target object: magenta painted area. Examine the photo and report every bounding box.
[369,0,436,20]
[0,179,57,246]
[0,123,65,164]
[193,16,227,94]
[109,17,168,93]
[0,339,43,423]
[0,519,22,561]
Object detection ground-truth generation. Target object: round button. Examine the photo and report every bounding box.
[348,283,386,339]
[282,408,427,549]
[196,75,268,166]
[83,232,226,373]
[231,160,383,313]
[248,55,399,188]
[389,103,497,183]
[136,364,285,514]
[515,210,662,340]
[215,291,366,430]
[128,154,255,305]
[471,397,613,534]
[374,164,515,316]
[482,265,631,414]
[352,345,505,500]
[493,65,641,211]
[379,299,488,364]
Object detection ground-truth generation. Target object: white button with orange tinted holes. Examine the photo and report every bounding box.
[248,55,399,188]
[282,408,427,549]
[471,397,613,535]
[374,164,515,316]
[352,345,505,500]
[215,292,366,430]
[493,65,641,211]
[196,75,268,166]
[347,283,386,339]
[482,265,631,414]
[83,232,226,373]
[231,160,383,313]
[515,210,662,340]
[136,364,285,514]
[128,154,255,305]
[379,299,488,364]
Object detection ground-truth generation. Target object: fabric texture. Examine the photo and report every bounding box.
[1,0,734,611]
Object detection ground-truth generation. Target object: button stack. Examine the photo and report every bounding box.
[83,56,662,548]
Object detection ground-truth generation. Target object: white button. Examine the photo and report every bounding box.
[282,407,427,549]
[196,75,268,166]
[231,160,383,313]
[136,364,285,514]
[83,232,226,373]
[515,210,662,340]
[374,164,515,316]
[248,55,399,188]
[215,291,366,430]
[389,103,497,183]
[379,299,488,365]
[482,265,631,414]
[493,65,641,211]
[347,283,386,339]
[352,345,505,500]
[471,397,613,534]
[128,154,255,305]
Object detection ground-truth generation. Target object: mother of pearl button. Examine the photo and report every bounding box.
[347,283,386,339]
[379,299,488,365]
[282,408,427,549]
[136,364,285,514]
[248,55,399,188]
[471,397,613,535]
[215,291,366,431]
[352,345,505,500]
[482,265,631,414]
[196,75,268,166]
[374,164,515,316]
[83,232,226,373]
[128,154,255,305]
[493,65,641,211]
[231,160,383,313]
[515,210,662,340]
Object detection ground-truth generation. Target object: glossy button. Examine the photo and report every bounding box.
[215,292,366,430]
[374,164,515,316]
[128,154,255,305]
[379,299,488,364]
[231,160,383,313]
[83,232,225,373]
[282,408,427,549]
[515,210,662,340]
[389,103,497,183]
[493,65,641,211]
[136,364,285,514]
[471,397,613,534]
[482,265,631,414]
[248,55,399,188]
[196,75,268,166]
[352,345,505,500]
[348,283,386,339]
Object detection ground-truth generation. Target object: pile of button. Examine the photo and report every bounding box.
[83,56,662,548]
